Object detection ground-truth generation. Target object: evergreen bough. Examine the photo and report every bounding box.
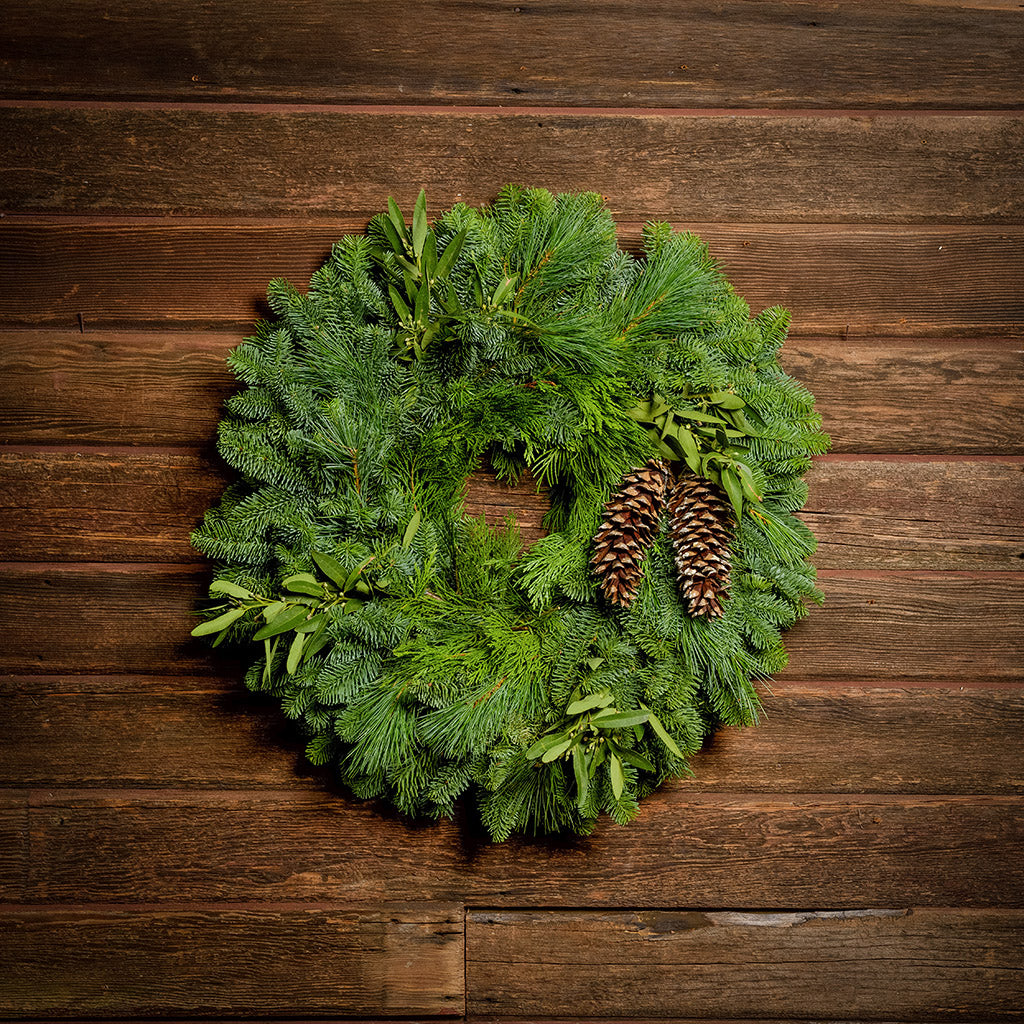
[191,186,828,841]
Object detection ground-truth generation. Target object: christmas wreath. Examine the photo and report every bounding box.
[191,186,828,841]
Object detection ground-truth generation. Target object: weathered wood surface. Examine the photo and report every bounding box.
[466,908,1024,1020]
[0,797,27,900]
[4,331,1022,453]
[3,7,1022,1019]
[783,572,1023,680]
[3,1,1023,108]
[7,790,1021,908]
[2,680,1020,795]
[0,904,464,1018]
[0,448,226,563]
[3,109,1022,222]
[800,459,1024,570]
[782,337,1024,452]
[3,449,1020,569]
[4,223,1021,335]
[1,565,1019,680]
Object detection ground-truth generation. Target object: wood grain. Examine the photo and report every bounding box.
[2,1,1022,107]
[779,337,1024,452]
[3,331,1022,453]
[2,109,1022,222]
[0,565,1018,681]
[4,222,1022,336]
[462,458,1024,571]
[0,797,27,900]
[801,459,1024,570]
[0,448,226,562]
[0,332,235,445]
[0,904,464,1018]
[2,680,1020,795]
[14,790,1023,908]
[466,907,1024,1020]
[785,572,1024,681]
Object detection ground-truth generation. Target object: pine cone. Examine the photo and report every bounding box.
[667,472,734,619]
[591,459,669,608]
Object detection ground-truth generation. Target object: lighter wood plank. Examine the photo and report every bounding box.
[787,571,1024,680]
[2,682,1020,794]
[466,907,1024,1019]
[463,459,1024,571]
[2,110,1021,221]
[2,1,1022,107]
[686,686,1024,793]
[801,459,1024,570]
[0,448,227,562]
[0,904,464,1018]
[779,337,1024,452]
[19,790,1024,907]
[0,331,234,444]
[0,565,1019,680]
[3,331,1021,453]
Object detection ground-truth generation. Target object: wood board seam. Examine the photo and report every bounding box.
[3,99,1024,117]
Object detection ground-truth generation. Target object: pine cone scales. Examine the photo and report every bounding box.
[591,459,669,607]
[667,473,734,619]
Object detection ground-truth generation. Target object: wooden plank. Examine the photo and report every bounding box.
[686,686,1024,794]
[20,790,1024,907]
[2,1,1022,107]
[785,571,1024,680]
[2,681,1021,795]
[0,448,227,562]
[3,222,1022,336]
[3,331,1021,454]
[0,903,464,1018]
[12,448,1003,569]
[0,564,222,677]
[0,331,235,445]
[0,795,27,901]
[464,458,1024,572]
[779,336,1024,453]
[801,459,1024,571]
[0,677,299,789]
[0,565,1019,680]
[466,907,1024,1020]
[2,109,1022,222]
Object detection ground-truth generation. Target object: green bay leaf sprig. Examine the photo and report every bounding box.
[191,550,381,680]
[526,668,684,809]
[626,391,763,517]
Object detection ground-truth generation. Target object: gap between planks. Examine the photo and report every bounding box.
[4,98,1024,117]
[8,789,1023,807]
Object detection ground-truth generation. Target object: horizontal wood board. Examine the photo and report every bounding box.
[2,109,1023,222]
[1,449,1021,569]
[3,331,1022,452]
[3,1,1024,107]
[466,908,1024,1019]
[2,565,1019,680]
[4,790,1021,908]
[1,681,1020,794]
[0,903,464,1018]
[3,222,1021,336]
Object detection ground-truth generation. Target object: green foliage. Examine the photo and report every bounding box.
[191,186,828,840]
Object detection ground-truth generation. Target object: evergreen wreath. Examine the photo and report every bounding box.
[191,186,828,841]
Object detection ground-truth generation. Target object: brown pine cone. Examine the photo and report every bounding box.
[591,458,669,608]
[667,472,734,619]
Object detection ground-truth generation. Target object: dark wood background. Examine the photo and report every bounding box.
[1,3,1023,1020]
